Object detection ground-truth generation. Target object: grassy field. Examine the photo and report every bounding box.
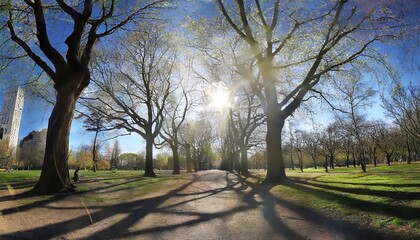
[263,163,420,238]
[1,164,419,238]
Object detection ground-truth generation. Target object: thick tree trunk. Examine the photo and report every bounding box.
[172,142,180,175]
[240,144,250,176]
[144,133,156,177]
[386,154,391,166]
[185,144,192,172]
[360,151,366,172]
[329,155,334,169]
[234,150,240,173]
[264,117,286,183]
[32,72,87,195]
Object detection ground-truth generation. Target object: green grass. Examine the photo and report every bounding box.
[264,163,420,238]
[0,170,41,182]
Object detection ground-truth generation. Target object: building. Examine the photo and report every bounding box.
[0,87,24,155]
[19,128,47,169]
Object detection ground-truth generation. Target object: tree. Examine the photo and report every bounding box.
[229,90,265,176]
[382,83,419,163]
[119,153,145,170]
[3,0,168,194]
[74,144,93,170]
[87,23,176,177]
[302,131,320,169]
[216,0,403,183]
[160,86,194,175]
[372,122,399,165]
[319,123,341,172]
[110,139,121,170]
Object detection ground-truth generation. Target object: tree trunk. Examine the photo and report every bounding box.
[386,153,391,166]
[352,146,356,167]
[144,133,156,177]
[234,150,240,173]
[185,144,192,172]
[264,117,286,183]
[373,146,377,167]
[32,73,87,194]
[290,144,294,170]
[329,155,334,169]
[172,143,180,175]
[240,144,250,176]
[406,137,412,164]
[324,156,328,173]
[346,152,350,168]
[92,130,98,172]
[312,156,317,169]
[360,150,366,172]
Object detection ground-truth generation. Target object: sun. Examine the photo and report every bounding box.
[209,82,231,111]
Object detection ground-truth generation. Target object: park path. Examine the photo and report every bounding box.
[0,170,393,240]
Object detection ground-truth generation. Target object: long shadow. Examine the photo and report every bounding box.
[0,175,198,239]
[0,175,157,214]
[226,174,306,240]
[0,181,37,190]
[0,171,412,240]
[234,175,405,240]
[286,179,420,220]
[0,172,302,240]
[314,180,420,188]
[289,177,420,200]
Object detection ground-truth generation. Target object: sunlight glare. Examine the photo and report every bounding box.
[209,82,231,111]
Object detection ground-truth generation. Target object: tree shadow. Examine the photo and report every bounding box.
[0,171,410,240]
[286,178,420,220]
[232,174,406,240]
[289,177,420,200]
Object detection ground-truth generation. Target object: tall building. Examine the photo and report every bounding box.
[0,87,24,154]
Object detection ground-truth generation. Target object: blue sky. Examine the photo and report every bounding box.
[1,0,419,154]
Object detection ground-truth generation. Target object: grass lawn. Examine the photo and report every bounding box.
[255,163,420,239]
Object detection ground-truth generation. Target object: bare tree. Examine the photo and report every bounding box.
[110,139,121,170]
[87,23,176,177]
[216,0,401,183]
[160,86,194,175]
[382,83,419,163]
[229,90,265,175]
[2,0,168,194]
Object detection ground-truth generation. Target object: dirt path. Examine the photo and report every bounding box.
[0,170,400,239]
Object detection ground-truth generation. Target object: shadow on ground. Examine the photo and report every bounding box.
[0,171,416,240]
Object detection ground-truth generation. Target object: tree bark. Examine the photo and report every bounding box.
[264,117,286,183]
[329,155,334,169]
[386,153,391,166]
[185,144,192,172]
[172,142,180,175]
[240,144,250,176]
[144,133,156,177]
[32,71,88,194]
